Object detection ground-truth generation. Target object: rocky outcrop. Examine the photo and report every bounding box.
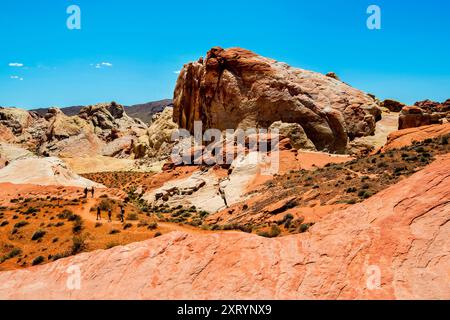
[0,103,150,159]
[0,154,449,299]
[0,157,103,188]
[381,99,405,112]
[383,123,450,151]
[145,107,178,159]
[269,121,316,150]
[398,106,442,130]
[173,47,380,153]
[414,99,450,114]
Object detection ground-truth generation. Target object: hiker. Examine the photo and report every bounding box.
[96,207,101,220]
[108,208,112,222]
[120,206,125,223]
[83,187,88,198]
[91,187,95,198]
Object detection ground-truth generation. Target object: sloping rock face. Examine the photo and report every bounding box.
[173,47,380,153]
[383,123,450,151]
[0,155,448,299]
[0,157,103,188]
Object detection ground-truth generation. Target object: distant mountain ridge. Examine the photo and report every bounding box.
[31,99,173,124]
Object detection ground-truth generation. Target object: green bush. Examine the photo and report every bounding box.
[147,222,158,230]
[126,213,139,221]
[14,221,29,229]
[123,223,132,230]
[71,236,86,255]
[31,229,46,241]
[32,256,45,266]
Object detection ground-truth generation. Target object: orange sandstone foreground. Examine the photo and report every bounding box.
[0,155,449,300]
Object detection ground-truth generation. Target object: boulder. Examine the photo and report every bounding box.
[269,121,316,150]
[398,106,442,130]
[173,47,380,153]
[382,99,405,112]
[146,107,178,159]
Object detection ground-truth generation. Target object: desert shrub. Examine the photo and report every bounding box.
[52,237,59,243]
[32,256,45,266]
[14,221,29,229]
[269,225,281,237]
[58,209,74,220]
[51,252,69,261]
[0,248,22,263]
[31,229,46,241]
[72,219,83,234]
[257,225,281,238]
[257,231,270,238]
[55,222,64,227]
[123,223,132,230]
[237,224,253,233]
[71,236,86,255]
[154,231,162,238]
[109,229,120,234]
[94,222,102,228]
[299,223,310,233]
[105,242,119,249]
[98,198,114,211]
[137,221,148,227]
[346,187,357,193]
[24,207,39,215]
[147,222,158,230]
[126,213,139,221]
[0,221,9,227]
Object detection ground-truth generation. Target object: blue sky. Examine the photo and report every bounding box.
[0,0,449,109]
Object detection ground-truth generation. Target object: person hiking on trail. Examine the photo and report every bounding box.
[120,206,125,223]
[108,208,112,222]
[83,187,88,198]
[96,206,101,220]
[91,187,95,198]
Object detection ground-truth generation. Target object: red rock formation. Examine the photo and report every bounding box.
[0,154,448,299]
[398,106,442,130]
[383,123,450,151]
[173,47,380,153]
[382,99,405,112]
[414,99,450,113]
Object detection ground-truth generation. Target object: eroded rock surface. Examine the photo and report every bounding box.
[0,154,448,299]
[173,47,380,153]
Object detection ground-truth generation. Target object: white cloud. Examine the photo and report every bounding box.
[9,62,24,67]
[10,75,24,80]
[173,70,181,74]
[92,62,113,69]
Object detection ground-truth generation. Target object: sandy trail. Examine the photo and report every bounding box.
[77,197,226,235]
